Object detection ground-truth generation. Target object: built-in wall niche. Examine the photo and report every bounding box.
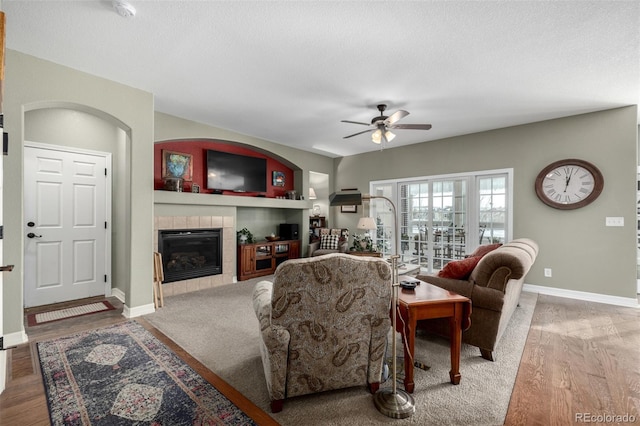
[154,140,295,198]
[309,171,330,218]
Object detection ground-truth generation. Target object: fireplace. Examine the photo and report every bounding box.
[158,228,222,283]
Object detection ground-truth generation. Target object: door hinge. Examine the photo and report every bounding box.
[0,225,3,239]
[104,274,107,283]
[105,168,107,176]
[105,221,108,229]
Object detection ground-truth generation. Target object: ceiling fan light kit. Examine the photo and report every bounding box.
[112,0,136,18]
[342,104,431,146]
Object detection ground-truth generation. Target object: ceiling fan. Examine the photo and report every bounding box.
[342,104,432,144]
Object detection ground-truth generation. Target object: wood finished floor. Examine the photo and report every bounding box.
[0,293,638,425]
[0,296,277,426]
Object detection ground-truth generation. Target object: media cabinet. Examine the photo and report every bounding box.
[237,239,300,281]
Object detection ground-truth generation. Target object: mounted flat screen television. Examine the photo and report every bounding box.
[206,150,267,193]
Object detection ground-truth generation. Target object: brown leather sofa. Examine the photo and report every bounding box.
[416,238,538,361]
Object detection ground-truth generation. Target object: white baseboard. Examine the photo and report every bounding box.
[122,303,156,318]
[0,351,6,395]
[3,329,28,347]
[523,283,639,308]
[110,287,126,303]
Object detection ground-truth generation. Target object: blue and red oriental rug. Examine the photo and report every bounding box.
[37,320,268,425]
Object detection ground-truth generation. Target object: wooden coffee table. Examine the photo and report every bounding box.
[394,277,471,393]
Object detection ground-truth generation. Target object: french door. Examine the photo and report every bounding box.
[370,170,511,274]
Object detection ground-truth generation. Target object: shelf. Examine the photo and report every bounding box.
[155,190,312,209]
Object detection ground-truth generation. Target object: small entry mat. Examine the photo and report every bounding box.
[27,300,115,326]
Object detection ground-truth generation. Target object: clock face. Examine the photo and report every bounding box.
[535,159,604,210]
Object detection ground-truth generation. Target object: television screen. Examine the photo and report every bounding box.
[206,150,267,193]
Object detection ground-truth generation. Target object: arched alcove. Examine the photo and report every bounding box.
[24,103,132,305]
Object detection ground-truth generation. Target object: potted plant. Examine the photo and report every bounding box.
[350,234,377,252]
[237,227,255,244]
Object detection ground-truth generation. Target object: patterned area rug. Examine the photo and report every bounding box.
[28,301,115,326]
[37,321,258,425]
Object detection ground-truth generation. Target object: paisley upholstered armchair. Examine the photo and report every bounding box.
[252,253,392,412]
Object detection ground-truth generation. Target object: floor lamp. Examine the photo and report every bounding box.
[330,190,415,419]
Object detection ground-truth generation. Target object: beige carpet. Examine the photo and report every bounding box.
[144,277,537,425]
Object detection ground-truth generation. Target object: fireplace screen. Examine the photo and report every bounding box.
[158,229,222,283]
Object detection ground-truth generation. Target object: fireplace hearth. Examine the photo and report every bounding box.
[158,228,222,283]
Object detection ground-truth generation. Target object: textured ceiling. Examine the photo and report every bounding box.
[4,1,639,158]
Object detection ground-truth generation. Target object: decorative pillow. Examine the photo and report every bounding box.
[469,243,502,258]
[320,234,340,250]
[437,256,482,280]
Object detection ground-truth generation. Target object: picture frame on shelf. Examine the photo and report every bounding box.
[162,150,193,181]
[272,171,285,187]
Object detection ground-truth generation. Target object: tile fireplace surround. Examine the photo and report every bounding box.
[154,215,235,297]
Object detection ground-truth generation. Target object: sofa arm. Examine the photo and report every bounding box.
[253,280,274,330]
[252,280,291,402]
[470,285,505,312]
[309,241,320,256]
[416,274,474,299]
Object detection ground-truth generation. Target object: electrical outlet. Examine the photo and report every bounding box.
[544,268,552,277]
[605,217,624,227]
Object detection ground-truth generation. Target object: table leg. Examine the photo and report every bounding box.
[449,302,463,385]
[399,305,416,393]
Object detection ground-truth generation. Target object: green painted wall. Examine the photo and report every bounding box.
[333,106,638,299]
[3,50,154,334]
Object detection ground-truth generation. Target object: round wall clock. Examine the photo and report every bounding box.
[534,159,604,210]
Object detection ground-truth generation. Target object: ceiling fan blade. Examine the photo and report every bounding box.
[341,120,372,126]
[343,129,374,139]
[385,110,409,126]
[389,123,432,130]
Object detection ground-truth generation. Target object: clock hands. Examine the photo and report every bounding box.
[563,168,574,192]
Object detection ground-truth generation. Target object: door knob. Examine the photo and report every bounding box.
[0,265,14,272]
[27,221,35,227]
[27,233,42,239]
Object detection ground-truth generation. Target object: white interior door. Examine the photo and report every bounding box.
[24,144,108,307]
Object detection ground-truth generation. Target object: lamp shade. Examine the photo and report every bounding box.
[309,187,317,200]
[329,190,363,206]
[357,217,377,231]
[371,129,382,144]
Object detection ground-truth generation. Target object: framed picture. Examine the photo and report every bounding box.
[162,150,193,181]
[340,187,358,213]
[191,183,200,193]
[272,171,285,187]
